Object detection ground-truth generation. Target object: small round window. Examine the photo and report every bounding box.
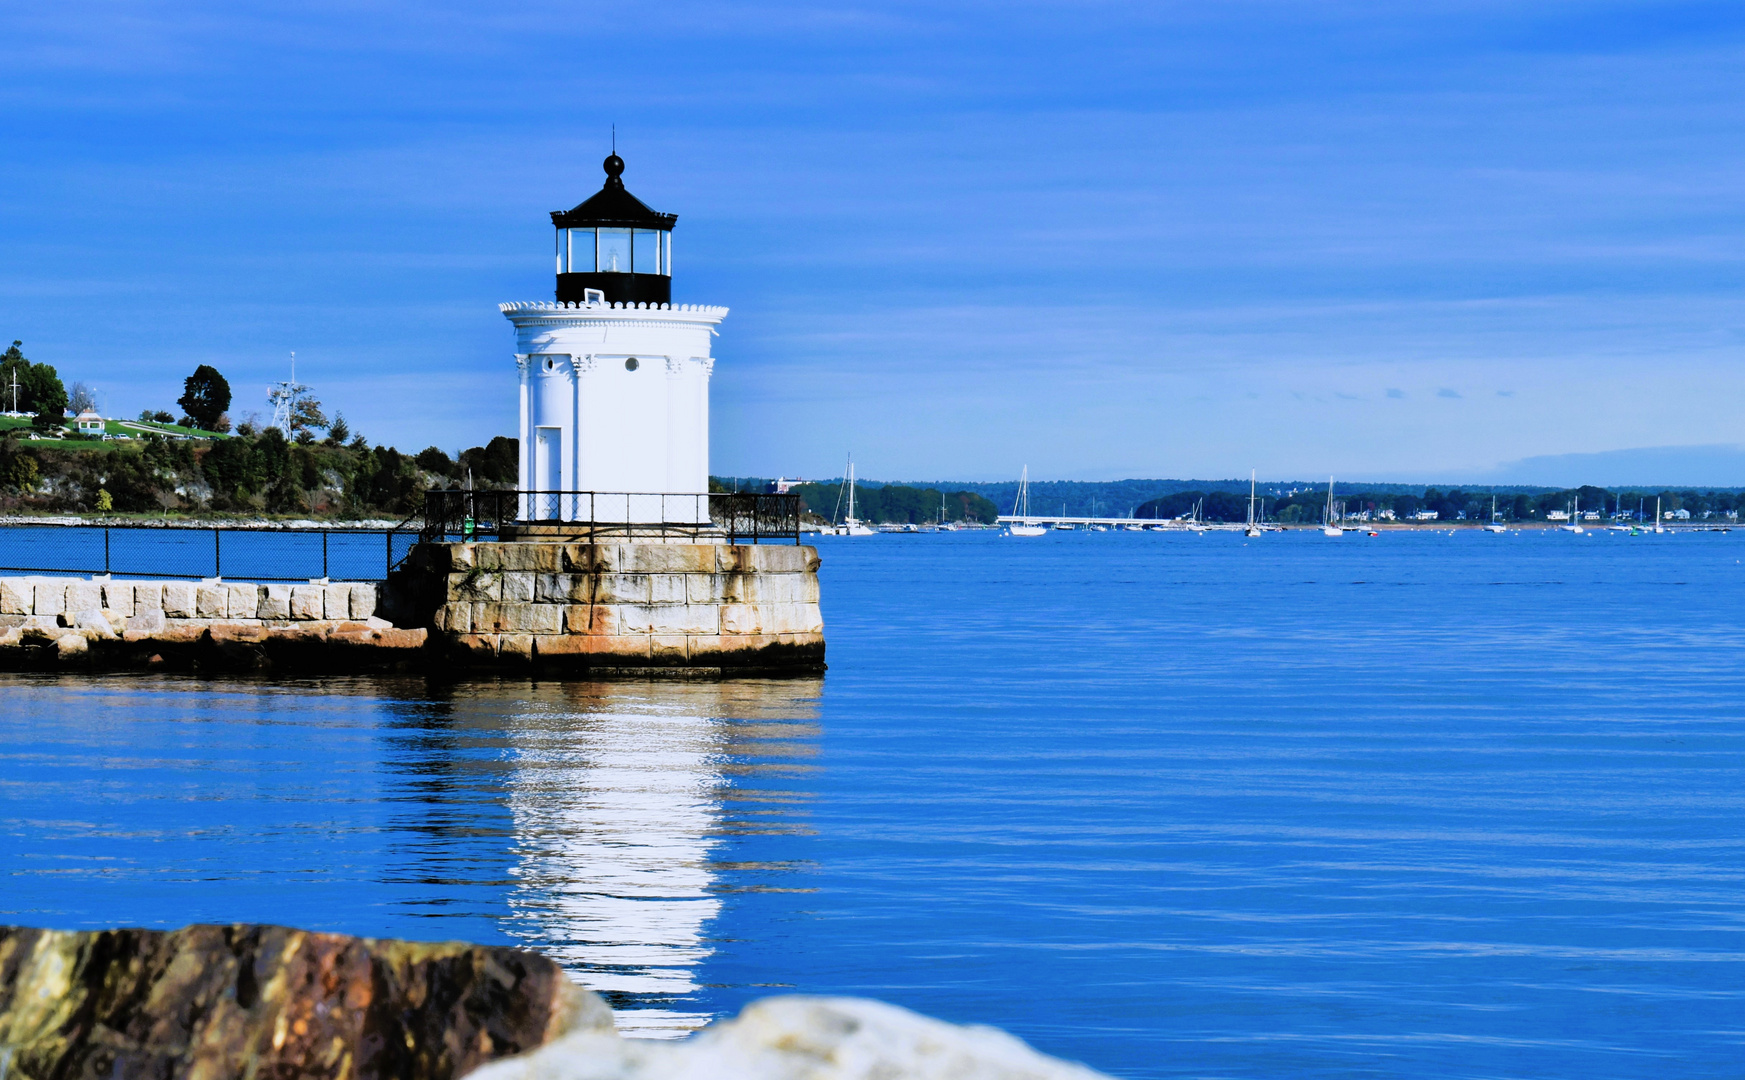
[543,357,555,372]
[625,357,639,371]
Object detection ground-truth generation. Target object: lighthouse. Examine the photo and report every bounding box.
[502,153,726,526]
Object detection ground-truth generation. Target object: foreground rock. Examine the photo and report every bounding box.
[471,996,1110,1080]
[0,924,610,1080]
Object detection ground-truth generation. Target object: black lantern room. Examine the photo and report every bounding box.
[551,154,676,306]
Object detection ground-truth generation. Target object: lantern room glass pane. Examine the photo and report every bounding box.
[634,229,662,274]
[597,228,631,273]
[566,228,595,272]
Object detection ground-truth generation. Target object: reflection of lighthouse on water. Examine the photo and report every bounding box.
[504,707,725,1038]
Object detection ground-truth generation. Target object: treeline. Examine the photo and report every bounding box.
[783,481,1000,525]
[1137,485,1743,524]
[0,429,519,518]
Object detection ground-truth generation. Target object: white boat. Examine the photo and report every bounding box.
[1244,470,1262,537]
[1484,495,1506,533]
[1652,496,1666,534]
[1008,466,1046,536]
[1184,498,1206,533]
[1052,502,1074,530]
[1322,476,1344,536]
[1558,495,1584,534]
[830,457,876,536]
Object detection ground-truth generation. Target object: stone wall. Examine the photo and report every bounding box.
[0,576,426,671]
[0,540,825,675]
[409,541,825,672]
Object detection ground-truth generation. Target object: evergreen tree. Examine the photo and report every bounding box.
[177,365,232,430]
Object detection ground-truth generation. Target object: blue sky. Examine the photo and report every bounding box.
[4,1,1745,484]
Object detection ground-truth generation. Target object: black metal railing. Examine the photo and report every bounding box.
[419,490,802,545]
[0,523,419,582]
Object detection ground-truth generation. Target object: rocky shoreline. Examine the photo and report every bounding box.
[0,924,1107,1079]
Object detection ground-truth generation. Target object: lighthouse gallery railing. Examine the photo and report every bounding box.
[419,490,802,545]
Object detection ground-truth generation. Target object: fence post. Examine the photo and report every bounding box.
[104,527,111,575]
[323,531,330,580]
[214,529,221,579]
[386,530,392,579]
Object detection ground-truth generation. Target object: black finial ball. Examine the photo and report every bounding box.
[603,154,625,179]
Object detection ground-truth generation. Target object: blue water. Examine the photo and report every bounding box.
[4,530,1744,1076]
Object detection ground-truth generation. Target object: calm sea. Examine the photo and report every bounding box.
[4,530,1744,1078]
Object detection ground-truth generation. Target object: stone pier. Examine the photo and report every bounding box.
[0,541,824,676]
[394,540,825,674]
[0,575,427,672]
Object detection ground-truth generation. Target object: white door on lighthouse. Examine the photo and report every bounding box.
[535,427,562,519]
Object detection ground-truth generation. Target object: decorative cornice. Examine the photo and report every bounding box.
[692,356,715,376]
[514,353,532,376]
[500,300,728,328]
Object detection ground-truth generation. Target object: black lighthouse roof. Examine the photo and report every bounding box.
[551,155,677,231]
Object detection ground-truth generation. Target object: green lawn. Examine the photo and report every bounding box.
[0,415,228,444]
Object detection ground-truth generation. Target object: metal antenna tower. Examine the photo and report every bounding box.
[268,351,303,432]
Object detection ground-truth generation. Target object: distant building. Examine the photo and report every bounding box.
[1410,510,1439,521]
[772,477,805,494]
[74,409,104,435]
[1547,510,1569,521]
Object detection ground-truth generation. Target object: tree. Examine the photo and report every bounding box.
[69,382,98,414]
[459,436,519,484]
[1,341,67,419]
[415,446,453,474]
[327,413,349,444]
[177,365,232,430]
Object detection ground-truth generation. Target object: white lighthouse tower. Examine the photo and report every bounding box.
[503,153,726,528]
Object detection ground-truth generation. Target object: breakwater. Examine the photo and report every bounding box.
[0,539,824,674]
[0,574,426,671]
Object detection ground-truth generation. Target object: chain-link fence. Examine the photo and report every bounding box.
[0,524,420,581]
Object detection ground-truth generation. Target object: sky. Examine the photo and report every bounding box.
[4,1,1745,485]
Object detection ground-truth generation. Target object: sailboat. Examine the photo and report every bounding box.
[1008,466,1046,536]
[1652,495,1666,534]
[1052,502,1074,531]
[1484,495,1507,533]
[1558,496,1583,534]
[1245,471,1262,537]
[1322,477,1344,536]
[831,457,875,536]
